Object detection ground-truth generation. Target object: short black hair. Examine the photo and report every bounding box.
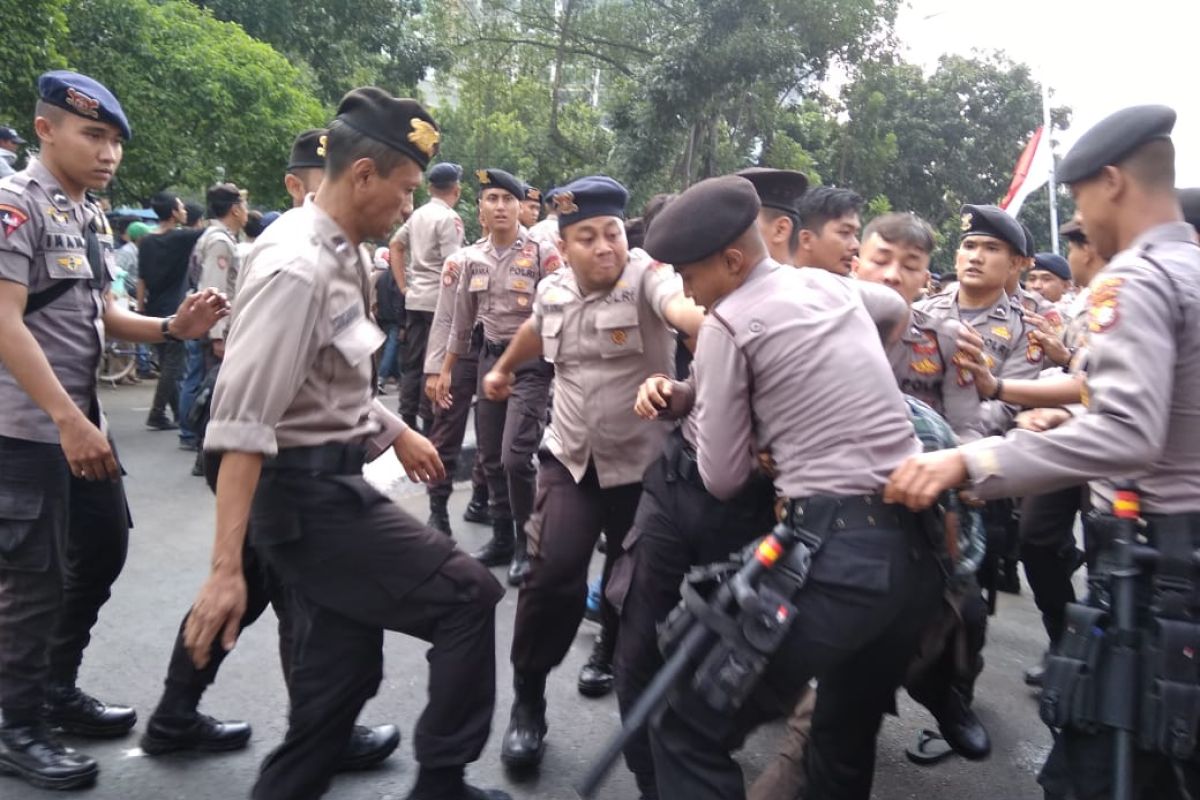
[862,212,935,255]
[797,186,863,233]
[184,201,205,226]
[243,209,265,238]
[150,192,180,222]
[760,207,800,254]
[323,118,415,180]
[207,190,243,220]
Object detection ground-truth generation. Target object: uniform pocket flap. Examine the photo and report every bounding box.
[43,250,92,280]
[467,272,490,292]
[332,317,386,367]
[0,486,45,521]
[594,304,639,330]
[541,313,564,337]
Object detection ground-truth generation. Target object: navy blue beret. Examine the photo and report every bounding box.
[523,183,542,203]
[428,162,462,186]
[1058,105,1176,184]
[645,175,760,266]
[1032,252,1071,281]
[736,167,808,216]
[546,176,629,230]
[38,70,131,140]
[475,168,523,200]
[288,128,326,170]
[1019,222,1036,258]
[1179,188,1200,231]
[335,87,439,169]
[959,204,1025,255]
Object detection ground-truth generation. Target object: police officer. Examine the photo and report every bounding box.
[0,71,228,790]
[0,125,25,177]
[478,176,703,771]
[518,183,543,231]
[887,104,1200,800]
[735,167,808,265]
[140,132,402,770]
[1027,252,1074,308]
[437,168,563,575]
[391,161,465,432]
[640,175,942,800]
[183,88,509,800]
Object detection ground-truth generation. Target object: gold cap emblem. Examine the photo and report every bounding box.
[960,212,973,232]
[477,169,491,185]
[407,118,440,158]
[553,191,579,215]
[316,134,327,158]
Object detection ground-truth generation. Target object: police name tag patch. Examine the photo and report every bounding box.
[1088,277,1123,333]
[331,303,363,336]
[469,274,488,291]
[0,204,29,237]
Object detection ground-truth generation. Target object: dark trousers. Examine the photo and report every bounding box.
[428,328,483,503]
[510,455,641,676]
[609,432,776,797]
[158,539,294,714]
[1019,485,1089,646]
[246,466,504,800]
[400,310,434,431]
[475,348,552,526]
[648,513,943,800]
[0,433,129,719]
[150,339,185,421]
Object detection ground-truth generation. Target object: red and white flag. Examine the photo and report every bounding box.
[1000,126,1053,218]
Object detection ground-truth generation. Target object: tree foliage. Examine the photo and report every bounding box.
[0,0,69,138]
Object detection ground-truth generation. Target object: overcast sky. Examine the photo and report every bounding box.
[894,0,1200,187]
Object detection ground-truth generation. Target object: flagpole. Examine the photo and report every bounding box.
[1042,79,1060,255]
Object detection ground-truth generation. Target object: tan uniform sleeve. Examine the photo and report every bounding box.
[693,316,755,500]
[979,316,1044,434]
[853,280,910,345]
[447,254,481,357]
[366,399,409,461]
[934,320,985,442]
[961,261,1175,497]
[641,258,684,321]
[434,212,463,265]
[205,267,323,456]
[0,190,38,284]
[391,221,410,250]
[198,235,237,339]
[424,255,462,374]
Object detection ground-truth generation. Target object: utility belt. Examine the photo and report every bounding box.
[483,338,511,358]
[658,493,909,714]
[262,443,368,476]
[1040,510,1200,762]
[661,429,775,508]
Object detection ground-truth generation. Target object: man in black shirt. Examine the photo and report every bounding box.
[138,192,203,430]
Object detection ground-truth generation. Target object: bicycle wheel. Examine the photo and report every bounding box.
[99,343,137,384]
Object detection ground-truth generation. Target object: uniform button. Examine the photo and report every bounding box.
[867,515,876,527]
[835,518,845,529]
[749,320,764,333]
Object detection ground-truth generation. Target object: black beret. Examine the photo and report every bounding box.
[38,70,131,140]
[546,176,629,230]
[1058,105,1176,184]
[735,167,808,216]
[334,87,440,169]
[1059,215,1085,240]
[523,184,542,203]
[1032,252,1071,281]
[476,168,523,200]
[1019,222,1036,258]
[288,128,327,170]
[1179,188,1200,231]
[644,175,761,266]
[428,162,462,186]
[959,204,1025,254]
[207,182,242,206]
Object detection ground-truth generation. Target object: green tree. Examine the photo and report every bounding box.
[62,0,325,206]
[0,0,69,140]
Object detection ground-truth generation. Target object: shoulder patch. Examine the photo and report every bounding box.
[0,204,30,237]
[1088,277,1124,333]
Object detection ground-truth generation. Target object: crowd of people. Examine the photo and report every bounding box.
[1,67,1200,800]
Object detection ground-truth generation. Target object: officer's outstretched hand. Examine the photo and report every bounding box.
[393,428,446,484]
[184,569,248,669]
[482,369,513,402]
[173,288,231,338]
[884,449,969,511]
[634,375,673,420]
[1024,313,1071,366]
[59,413,120,481]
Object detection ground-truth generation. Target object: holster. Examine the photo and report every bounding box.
[1040,603,1108,731]
[1138,618,1200,759]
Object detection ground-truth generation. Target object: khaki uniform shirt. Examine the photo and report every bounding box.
[531,248,681,487]
[962,222,1200,514]
[423,242,476,375]
[693,259,919,501]
[205,199,406,458]
[446,229,563,355]
[917,288,1043,435]
[886,306,985,442]
[392,197,463,313]
[0,159,113,443]
[193,220,239,340]
[527,217,559,250]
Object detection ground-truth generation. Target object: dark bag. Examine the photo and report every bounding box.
[374,268,405,325]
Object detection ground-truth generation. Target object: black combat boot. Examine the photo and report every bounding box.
[931,687,990,760]
[474,519,514,567]
[507,519,532,587]
[0,720,98,790]
[463,482,491,524]
[501,672,547,770]
[427,495,453,536]
[44,685,137,738]
[141,713,252,755]
[406,764,513,800]
[577,622,615,698]
[338,724,401,772]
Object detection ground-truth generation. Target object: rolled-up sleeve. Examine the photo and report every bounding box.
[424,257,461,374]
[446,261,480,356]
[693,319,755,500]
[366,399,409,461]
[204,267,322,456]
[198,238,237,339]
[642,260,684,321]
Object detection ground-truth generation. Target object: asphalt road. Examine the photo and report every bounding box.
[7,382,1058,799]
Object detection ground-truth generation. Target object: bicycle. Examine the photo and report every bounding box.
[98,338,138,386]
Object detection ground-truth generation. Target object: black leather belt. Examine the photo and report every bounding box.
[264,443,367,475]
[782,493,903,532]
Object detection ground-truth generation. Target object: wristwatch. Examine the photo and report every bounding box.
[161,315,183,343]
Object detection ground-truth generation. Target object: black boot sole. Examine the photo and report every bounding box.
[476,552,514,568]
[500,743,545,771]
[577,679,614,698]
[139,728,251,756]
[0,755,98,791]
[463,506,492,524]
[47,719,136,739]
